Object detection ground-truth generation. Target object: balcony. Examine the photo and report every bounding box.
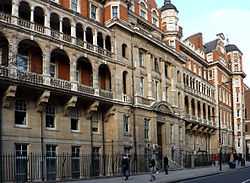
[99,89,113,99]
[77,84,95,95]
[50,77,72,90]
[0,12,112,58]
[17,70,44,85]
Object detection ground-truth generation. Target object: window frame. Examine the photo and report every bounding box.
[144,118,149,140]
[15,99,27,126]
[45,105,56,129]
[111,5,119,18]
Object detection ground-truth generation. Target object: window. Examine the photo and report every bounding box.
[154,58,159,73]
[165,63,169,78]
[71,0,78,12]
[16,54,28,71]
[91,4,97,20]
[122,44,127,58]
[144,118,149,140]
[140,2,147,19]
[15,99,27,125]
[246,124,248,132]
[152,10,158,26]
[123,115,129,135]
[50,63,56,77]
[46,144,57,180]
[237,109,240,117]
[238,138,241,147]
[236,92,239,102]
[179,127,183,142]
[170,124,174,143]
[76,69,80,82]
[15,144,28,182]
[91,112,99,132]
[139,50,144,66]
[71,146,80,178]
[112,6,118,18]
[139,77,144,96]
[46,105,56,128]
[70,109,79,131]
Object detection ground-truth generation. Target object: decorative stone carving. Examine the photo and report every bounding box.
[37,90,50,112]
[3,85,17,108]
[64,96,78,116]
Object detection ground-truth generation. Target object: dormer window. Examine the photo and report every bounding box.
[140,2,147,20]
[152,10,159,27]
[71,0,79,12]
[112,6,118,18]
[91,4,97,20]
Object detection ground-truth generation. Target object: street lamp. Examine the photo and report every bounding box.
[217,80,231,171]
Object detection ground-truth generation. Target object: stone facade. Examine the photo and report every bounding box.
[0,0,247,179]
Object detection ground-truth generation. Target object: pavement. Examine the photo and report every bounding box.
[65,161,250,183]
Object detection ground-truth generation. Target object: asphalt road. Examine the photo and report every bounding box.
[181,167,250,183]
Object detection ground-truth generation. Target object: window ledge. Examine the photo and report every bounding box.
[45,128,59,132]
[92,132,101,135]
[14,124,31,129]
[71,130,81,133]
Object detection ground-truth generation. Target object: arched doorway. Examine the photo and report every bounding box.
[0,0,12,14]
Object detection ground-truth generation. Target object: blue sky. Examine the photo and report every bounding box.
[156,0,250,86]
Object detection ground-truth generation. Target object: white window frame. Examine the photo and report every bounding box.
[139,77,144,96]
[15,99,27,127]
[45,105,56,129]
[139,2,147,20]
[70,0,80,12]
[123,114,129,135]
[111,5,119,19]
[90,3,97,20]
[151,9,159,27]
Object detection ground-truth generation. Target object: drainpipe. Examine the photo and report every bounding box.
[102,112,106,176]
[40,110,45,181]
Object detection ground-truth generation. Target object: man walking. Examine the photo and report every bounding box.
[121,154,129,181]
[149,158,156,182]
[164,155,169,175]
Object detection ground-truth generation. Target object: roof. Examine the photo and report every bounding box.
[225,44,242,54]
[204,39,218,54]
[160,0,178,12]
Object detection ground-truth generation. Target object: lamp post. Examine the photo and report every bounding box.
[217,80,231,171]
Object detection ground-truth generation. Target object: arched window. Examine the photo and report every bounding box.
[98,64,111,90]
[0,0,12,14]
[50,13,60,31]
[105,35,111,51]
[0,32,9,66]
[140,2,147,20]
[62,17,71,35]
[19,1,31,21]
[34,7,44,26]
[76,57,93,86]
[152,10,158,26]
[97,32,103,48]
[185,96,189,114]
[85,27,93,44]
[123,71,128,94]
[76,23,84,41]
[122,44,127,58]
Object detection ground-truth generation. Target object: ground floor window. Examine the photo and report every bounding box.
[46,144,57,181]
[15,143,28,183]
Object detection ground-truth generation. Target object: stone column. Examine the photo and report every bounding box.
[70,56,77,82]
[93,29,97,46]
[42,49,50,76]
[12,1,18,17]
[161,60,166,101]
[205,104,209,124]
[92,64,99,94]
[200,102,204,122]
[188,97,192,116]
[31,7,34,23]
[195,100,198,120]
[59,17,63,33]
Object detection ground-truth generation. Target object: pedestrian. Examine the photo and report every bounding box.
[149,158,156,182]
[121,154,129,181]
[238,154,242,166]
[164,155,169,175]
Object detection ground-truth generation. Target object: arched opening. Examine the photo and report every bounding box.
[191,99,195,116]
[98,64,111,91]
[85,27,93,44]
[185,96,189,114]
[62,17,71,35]
[197,101,201,118]
[140,2,147,19]
[50,13,60,32]
[17,39,43,74]
[34,7,44,25]
[177,70,181,82]
[122,44,127,58]
[178,92,181,107]
[18,1,31,21]
[203,103,206,120]
[122,71,128,94]
[0,32,9,66]
[50,49,70,80]
[76,57,93,86]
[152,10,158,26]
[0,0,12,14]
[208,106,211,121]
[105,36,111,51]
[97,32,103,48]
[76,23,84,41]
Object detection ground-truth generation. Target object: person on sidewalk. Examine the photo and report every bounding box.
[121,154,130,181]
[149,158,156,182]
[164,155,169,175]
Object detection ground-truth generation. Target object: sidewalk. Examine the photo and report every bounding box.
[65,162,250,183]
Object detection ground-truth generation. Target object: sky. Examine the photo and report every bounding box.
[156,0,250,86]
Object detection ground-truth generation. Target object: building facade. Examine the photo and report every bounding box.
[0,0,246,181]
[245,85,250,159]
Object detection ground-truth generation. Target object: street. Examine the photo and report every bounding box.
[182,167,250,183]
